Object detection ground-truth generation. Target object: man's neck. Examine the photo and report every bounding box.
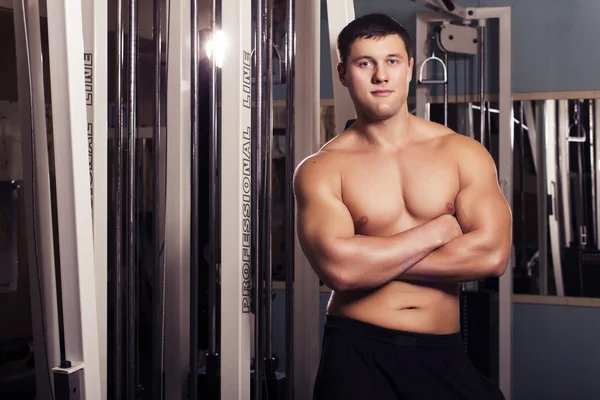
[353,107,413,149]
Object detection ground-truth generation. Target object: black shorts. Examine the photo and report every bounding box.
[313,315,505,400]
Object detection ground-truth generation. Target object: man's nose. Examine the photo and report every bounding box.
[372,66,389,84]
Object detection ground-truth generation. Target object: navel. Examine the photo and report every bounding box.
[446,202,455,214]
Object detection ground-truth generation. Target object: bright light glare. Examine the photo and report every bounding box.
[205,30,227,68]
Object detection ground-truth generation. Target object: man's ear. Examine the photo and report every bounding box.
[337,63,347,87]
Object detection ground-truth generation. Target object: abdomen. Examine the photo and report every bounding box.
[327,280,461,334]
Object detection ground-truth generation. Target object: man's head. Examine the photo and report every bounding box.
[336,14,414,122]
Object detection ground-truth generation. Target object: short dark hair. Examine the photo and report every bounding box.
[336,14,414,66]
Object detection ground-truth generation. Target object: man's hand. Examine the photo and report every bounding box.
[436,214,463,244]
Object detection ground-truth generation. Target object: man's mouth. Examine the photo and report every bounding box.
[371,89,393,97]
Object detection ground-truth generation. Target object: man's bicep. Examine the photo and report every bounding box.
[294,161,355,264]
[455,181,511,235]
[454,144,512,238]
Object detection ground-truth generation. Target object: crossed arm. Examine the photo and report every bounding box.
[398,140,512,283]
[293,139,512,292]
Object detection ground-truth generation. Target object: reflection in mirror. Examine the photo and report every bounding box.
[428,98,600,298]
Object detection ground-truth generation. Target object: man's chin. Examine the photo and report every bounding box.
[364,110,399,123]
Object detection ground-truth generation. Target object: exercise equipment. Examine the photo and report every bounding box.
[110,0,125,396]
[190,0,202,397]
[418,51,448,126]
[283,0,296,397]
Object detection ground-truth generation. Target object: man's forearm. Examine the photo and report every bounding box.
[398,230,506,283]
[326,218,451,291]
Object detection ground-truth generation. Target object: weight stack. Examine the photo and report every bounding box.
[562,247,600,297]
[460,290,499,384]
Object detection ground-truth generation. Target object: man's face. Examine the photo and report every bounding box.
[338,34,414,122]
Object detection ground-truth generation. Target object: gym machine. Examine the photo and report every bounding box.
[13,0,107,398]
[325,0,513,398]
[166,0,305,398]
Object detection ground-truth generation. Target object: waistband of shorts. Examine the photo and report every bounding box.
[324,314,464,349]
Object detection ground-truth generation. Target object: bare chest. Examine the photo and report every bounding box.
[341,150,459,235]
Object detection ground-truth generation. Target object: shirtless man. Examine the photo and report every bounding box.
[294,14,512,400]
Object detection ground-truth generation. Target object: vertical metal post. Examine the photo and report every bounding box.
[478,21,486,148]
[284,0,296,397]
[471,7,513,398]
[208,0,219,361]
[253,0,265,397]
[205,0,222,390]
[536,101,549,296]
[294,1,321,398]
[126,0,139,397]
[263,0,279,393]
[220,0,253,396]
[550,100,564,295]
[81,0,108,395]
[442,51,448,127]
[164,0,192,397]
[542,98,564,296]
[495,9,512,398]
[189,0,200,396]
[151,0,165,396]
[466,102,474,139]
[518,102,527,274]
[264,0,274,361]
[558,100,572,247]
[112,0,126,397]
[589,101,597,247]
[46,0,103,396]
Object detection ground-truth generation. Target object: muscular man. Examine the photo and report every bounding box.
[294,13,512,400]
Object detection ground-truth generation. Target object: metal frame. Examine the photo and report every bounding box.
[538,100,564,297]
[81,0,108,396]
[164,0,192,397]
[12,0,60,398]
[416,7,513,398]
[46,0,102,397]
[558,100,572,250]
[535,100,548,297]
[219,0,253,397]
[411,0,474,20]
[293,0,322,399]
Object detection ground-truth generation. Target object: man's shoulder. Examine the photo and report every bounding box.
[293,150,342,193]
[435,130,498,184]
[429,124,490,159]
[412,118,495,172]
